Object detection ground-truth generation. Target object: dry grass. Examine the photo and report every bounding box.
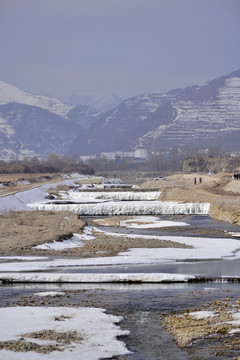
[0,173,61,197]
[0,210,85,255]
[140,173,240,226]
[164,298,240,356]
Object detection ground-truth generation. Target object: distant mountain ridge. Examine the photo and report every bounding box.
[0,103,80,160]
[69,69,240,155]
[0,80,74,119]
[0,69,240,161]
[0,81,101,160]
[59,92,123,112]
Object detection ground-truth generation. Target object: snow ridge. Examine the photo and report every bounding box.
[0,80,74,118]
[139,75,240,149]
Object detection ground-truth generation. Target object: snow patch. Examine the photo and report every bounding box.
[34,227,95,251]
[189,310,217,319]
[0,306,130,359]
[120,216,189,228]
[1,232,240,272]
[0,273,195,283]
[229,232,240,237]
[34,291,64,297]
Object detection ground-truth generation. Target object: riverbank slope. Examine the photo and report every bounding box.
[140,173,240,226]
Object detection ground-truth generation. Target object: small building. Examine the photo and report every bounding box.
[101,152,116,160]
[135,148,148,159]
[101,151,135,161]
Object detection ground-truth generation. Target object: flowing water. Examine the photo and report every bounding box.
[1,213,240,359]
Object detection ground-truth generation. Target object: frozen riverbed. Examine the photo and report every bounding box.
[1,178,240,360]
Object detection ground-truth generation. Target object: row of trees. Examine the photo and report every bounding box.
[0,154,94,174]
[0,146,230,175]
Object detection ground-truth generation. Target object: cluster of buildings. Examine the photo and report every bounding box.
[80,148,148,163]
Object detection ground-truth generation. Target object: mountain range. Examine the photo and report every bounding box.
[70,69,240,156]
[0,69,240,161]
[0,81,101,160]
[58,92,123,112]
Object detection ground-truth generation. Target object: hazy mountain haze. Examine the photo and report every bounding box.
[0,0,239,99]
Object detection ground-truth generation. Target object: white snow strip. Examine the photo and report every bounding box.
[0,256,48,261]
[34,227,95,251]
[0,306,130,359]
[34,291,64,297]
[229,232,240,237]
[189,310,217,319]
[120,216,189,228]
[0,273,195,283]
[0,232,240,271]
[228,328,240,334]
[226,312,240,328]
[66,191,160,201]
[29,200,210,216]
[34,236,84,251]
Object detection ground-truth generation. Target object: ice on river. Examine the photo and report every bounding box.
[1,230,240,273]
[30,200,210,216]
[0,273,195,283]
[119,216,189,228]
[63,191,161,201]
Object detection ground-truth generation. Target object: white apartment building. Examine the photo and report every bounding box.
[135,148,148,159]
[101,151,135,160]
[101,149,147,161]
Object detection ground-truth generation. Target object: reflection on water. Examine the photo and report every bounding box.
[81,214,240,278]
[1,211,240,359]
[90,214,240,237]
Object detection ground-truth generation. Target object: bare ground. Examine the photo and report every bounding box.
[0,173,61,197]
[0,211,85,256]
[0,210,190,257]
[140,173,240,226]
[0,172,239,257]
[164,297,240,357]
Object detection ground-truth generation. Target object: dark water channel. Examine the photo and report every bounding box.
[1,282,240,359]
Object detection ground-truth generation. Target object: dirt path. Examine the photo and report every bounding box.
[140,173,240,226]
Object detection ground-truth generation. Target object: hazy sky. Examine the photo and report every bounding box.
[0,0,240,99]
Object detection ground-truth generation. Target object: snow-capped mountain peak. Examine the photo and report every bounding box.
[0,81,74,119]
